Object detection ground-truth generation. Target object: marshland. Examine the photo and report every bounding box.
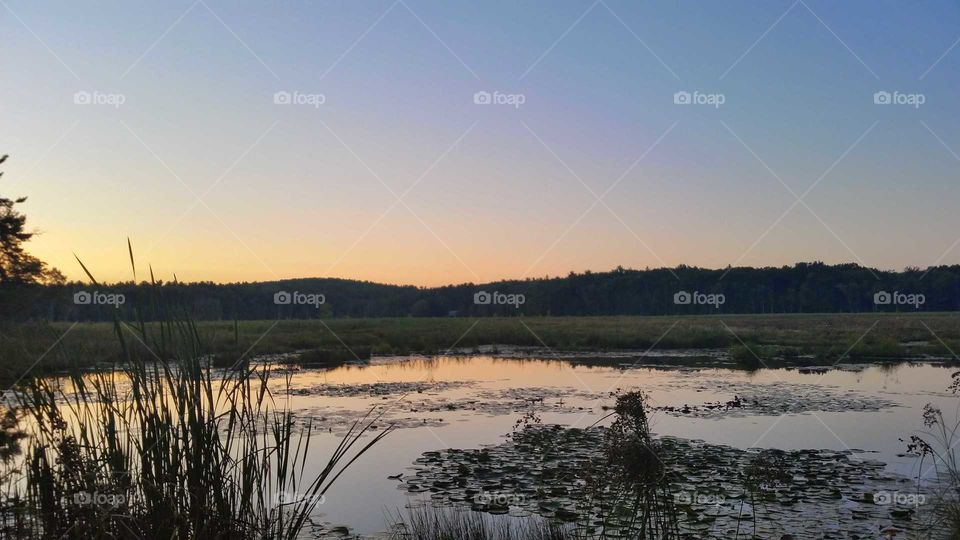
[3,312,960,378]
[6,1,960,538]
[0,301,958,538]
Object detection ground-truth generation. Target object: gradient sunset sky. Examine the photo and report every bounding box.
[3,1,960,286]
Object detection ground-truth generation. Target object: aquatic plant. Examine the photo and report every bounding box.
[736,453,791,539]
[588,391,680,538]
[395,391,681,539]
[907,402,960,538]
[0,255,390,539]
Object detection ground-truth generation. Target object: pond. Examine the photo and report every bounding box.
[273,352,956,537]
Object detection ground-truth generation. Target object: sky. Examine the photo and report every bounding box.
[2,0,960,286]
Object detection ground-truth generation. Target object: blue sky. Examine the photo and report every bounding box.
[2,0,959,284]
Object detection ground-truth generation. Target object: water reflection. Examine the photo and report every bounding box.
[266,355,955,534]
[4,354,957,535]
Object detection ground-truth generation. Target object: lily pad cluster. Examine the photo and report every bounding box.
[655,379,898,418]
[286,405,447,435]
[399,424,932,538]
[287,380,472,398]
[403,387,598,417]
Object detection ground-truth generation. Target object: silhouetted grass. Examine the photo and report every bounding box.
[909,403,960,537]
[0,260,390,539]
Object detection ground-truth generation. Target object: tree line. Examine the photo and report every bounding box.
[2,262,960,321]
[2,154,959,321]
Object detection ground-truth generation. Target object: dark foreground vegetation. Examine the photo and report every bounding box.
[2,312,958,381]
[4,262,960,321]
[0,302,389,538]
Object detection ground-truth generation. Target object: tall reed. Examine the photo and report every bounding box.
[908,403,960,538]
[2,255,389,538]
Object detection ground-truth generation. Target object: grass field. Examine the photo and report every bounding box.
[2,312,958,381]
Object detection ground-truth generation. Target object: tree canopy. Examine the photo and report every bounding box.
[0,155,63,286]
[4,262,960,321]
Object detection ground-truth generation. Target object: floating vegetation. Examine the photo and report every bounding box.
[282,369,900,437]
[403,391,684,538]
[654,379,898,418]
[287,386,598,436]
[284,384,598,434]
[399,423,934,538]
[291,405,447,435]
[405,387,598,417]
[287,381,473,398]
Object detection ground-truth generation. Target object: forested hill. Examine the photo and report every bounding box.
[4,262,960,321]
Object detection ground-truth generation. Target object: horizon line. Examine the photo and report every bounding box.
[54,259,953,288]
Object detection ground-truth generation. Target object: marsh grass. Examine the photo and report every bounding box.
[4,313,959,381]
[0,259,390,539]
[908,402,960,538]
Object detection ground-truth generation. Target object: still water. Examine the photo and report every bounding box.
[280,354,956,535]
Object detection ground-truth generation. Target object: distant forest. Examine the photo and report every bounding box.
[2,262,960,321]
